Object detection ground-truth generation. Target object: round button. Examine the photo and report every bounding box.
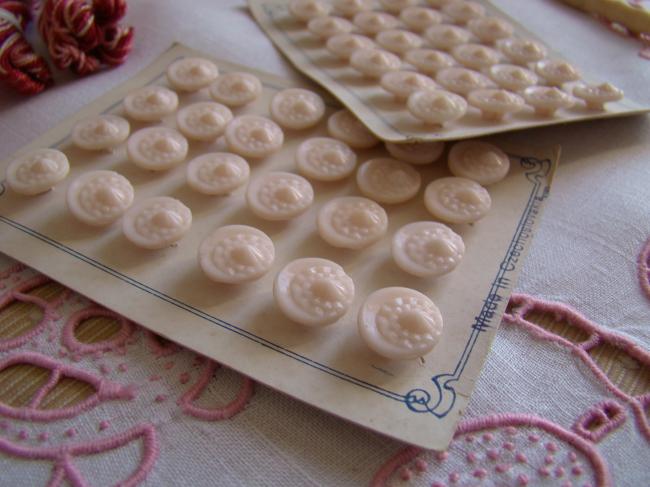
[198,225,274,283]
[295,137,357,181]
[166,57,219,92]
[378,0,418,13]
[318,196,388,249]
[353,11,400,35]
[451,43,500,70]
[523,86,575,117]
[327,109,379,149]
[435,67,493,96]
[442,1,485,24]
[380,71,437,101]
[274,257,355,326]
[488,64,538,92]
[71,115,130,151]
[127,127,188,171]
[270,88,325,130]
[424,177,491,224]
[399,7,442,32]
[467,88,525,121]
[246,172,314,221]
[498,38,547,65]
[350,48,402,78]
[225,115,284,158]
[66,170,134,226]
[6,148,69,196]
[424,24,472,50]
[535,59,580,86]
[357,158,421,204]
[176,102,233,141]
[123,86,178,122]
[467,16,513,43]
[407,89,468,125]
[358,287,443,360]
[326,33,375,60]
[122,196,192,249]
[209,72,262,107]
[331,0,373,17]
[573,82,623,110]
[392,221,465,277]
[448,141,510,185]
[403,49,455,75]
[376,30,423,55]
[289,0,331,22]
[307,15,354,38]
[186,153,250,195]
[385,141,445,165]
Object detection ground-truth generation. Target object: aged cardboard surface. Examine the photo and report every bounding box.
[0,44,555,450]
[249,0,649,142]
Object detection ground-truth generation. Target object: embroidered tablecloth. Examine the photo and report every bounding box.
[0,1,649,486]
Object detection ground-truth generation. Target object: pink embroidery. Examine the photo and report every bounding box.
[38,432,49,442]
[177,360,254,421]
[65,428,77,438]
[0,262,26,280]
[0,276,61,351]
[504,293,650,441]
[573,400,627,442]
[144,330,179,357]
[369,413,611,487]
[638,237,650,300]
[62,307,134,356]
[17,430,28,440]
[0,352,135,421]
[0,423,158,487]
[99,420,110,431]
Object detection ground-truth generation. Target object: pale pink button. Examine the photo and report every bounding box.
[407,89,468,125]
[127,127,188,171]
[66,170,134,226]
[186,153,250,195]
[379,0,418,13]
[353,11,400,35]
[225,115,284,158]
[246,171,314,221]
[467,88,525,121]
[317,196,388,249]
[356,158,421,204]
[385,141,445,165]
[350,48,402,78]
[498,38,547,65]
[166,57,219,92]
[122,196,192,249]
[523,86,575,116]
[209,72,262,108]
[442,1,486,24]
[327,109,379,149]
[380,71,437,101]
[295,137,357,181]
[488,64,537,92]
[400,7,442,32]
[392,221,465,277]
[71,115,130,151]
[331,0,373,17]
[326,33,375,60]
[448,140,510,185]
[176,102,233,141]
[358,287,443,360]
[289,0,331,22]
[270,88,325,130]
[435,67,492,96]
[573,82,623,110]
[424,176,491,224]
[467,16,513,43]
[376,29,423,55]
[198,225,274,284]
[274,257,355,326]
[452,43,500,70]
[404,49,455,75]
[424,24,472,51]
[6,148,69,196]
[123,86,178,122]
[307,16,354,39]
[535,59,580,86]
